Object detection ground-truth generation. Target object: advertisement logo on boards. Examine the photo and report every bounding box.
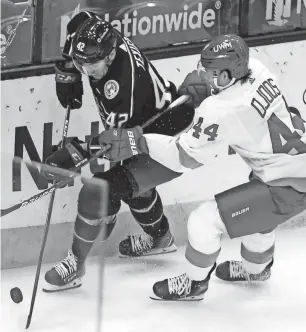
[59,1,225,48]
[265,0,306,27]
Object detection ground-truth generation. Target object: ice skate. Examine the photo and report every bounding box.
[119,229,177,257]
[151,264,216,301]
[43,250,85,293]
[215,259,273,282]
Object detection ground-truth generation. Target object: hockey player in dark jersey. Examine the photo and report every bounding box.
[42,11,211,292]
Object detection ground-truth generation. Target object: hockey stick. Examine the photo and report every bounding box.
[142,94,190,129]
[1,95,189,218]
[25,106,72,329]
[1,147,109,217]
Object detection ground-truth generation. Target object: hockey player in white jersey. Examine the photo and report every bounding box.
[93,34,306,301]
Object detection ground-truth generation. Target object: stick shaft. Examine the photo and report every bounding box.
[142,95,189,129]
[25,106,71,329]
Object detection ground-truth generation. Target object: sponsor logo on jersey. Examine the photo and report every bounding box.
[127,130,138,155]
[232,207,250,218]
[104,80,119,99]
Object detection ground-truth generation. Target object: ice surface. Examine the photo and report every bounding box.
[1,227,306,332]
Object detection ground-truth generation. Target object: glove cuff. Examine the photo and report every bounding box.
[55,61,82,83]
[132,125,144,137]
[139,136,149,154]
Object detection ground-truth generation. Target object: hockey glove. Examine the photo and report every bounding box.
[178,70,214,108]
[55,61,83,109]
[89,126,149,163]
[41,137,88,182]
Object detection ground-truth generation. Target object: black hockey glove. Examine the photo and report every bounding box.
[55,61,83,109]
[178,70,213,108]
[41,137,88,182]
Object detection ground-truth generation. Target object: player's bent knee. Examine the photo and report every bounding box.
[95,166,134,214]
[188,200,223,237]
[78,180,110,220]
[187,200,223,254]
[78,166,134,218]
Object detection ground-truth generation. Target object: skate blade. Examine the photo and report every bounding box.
[150,294,204,302]
[42,278,82,293]
[119,244,177,258]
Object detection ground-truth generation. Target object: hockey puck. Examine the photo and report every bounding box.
[10,287,23,304]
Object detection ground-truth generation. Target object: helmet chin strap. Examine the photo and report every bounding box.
[213,76,236,91]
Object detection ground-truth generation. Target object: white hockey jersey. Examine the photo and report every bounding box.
[144,58,306,192]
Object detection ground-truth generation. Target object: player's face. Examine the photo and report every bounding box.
[197,61,233,91]
[197,61,221,90]
[78,58,109,80]
[73,48,117,80]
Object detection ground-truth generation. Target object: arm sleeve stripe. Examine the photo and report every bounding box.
[176,140,203,169]
[121,37,135,119]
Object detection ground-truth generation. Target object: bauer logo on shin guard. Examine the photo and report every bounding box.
[232,207,250,218]
[127,131,138,155]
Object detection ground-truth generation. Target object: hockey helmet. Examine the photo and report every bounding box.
[71,17,118,75]
[199,34,249,80]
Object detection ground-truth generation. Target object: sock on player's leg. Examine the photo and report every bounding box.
[186,259,216,281]
[72,214,116,260]
[128,189,169,237]
[240,231,275,274]
[44,179,117,292]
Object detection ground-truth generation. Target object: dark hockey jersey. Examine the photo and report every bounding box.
[63,11,186,135]
[89,34,174,131]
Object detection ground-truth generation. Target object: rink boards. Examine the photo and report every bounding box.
[1,40,306,268]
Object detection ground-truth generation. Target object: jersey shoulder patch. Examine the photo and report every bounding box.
[104,80,120,99]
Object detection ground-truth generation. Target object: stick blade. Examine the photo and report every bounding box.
[11,154,110,187]
[1,153,109,218]
[25,315,31,329]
